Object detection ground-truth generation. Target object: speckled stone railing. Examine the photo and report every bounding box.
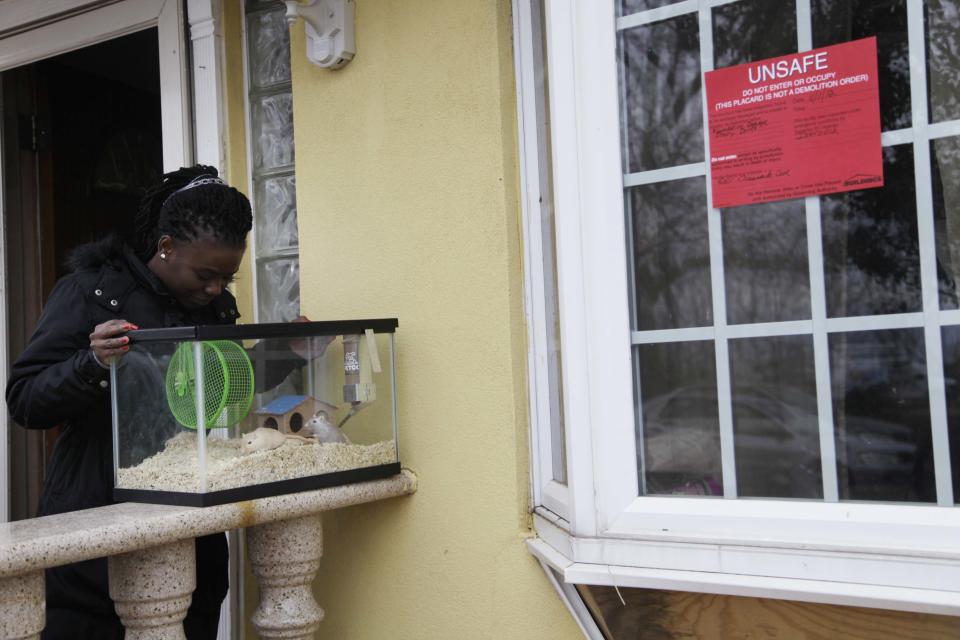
[0,471,417,639]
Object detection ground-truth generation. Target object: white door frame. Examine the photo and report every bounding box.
[0,0,194,171]
[0,0,194,526]
[0,3,230,635]
[0,0,232,509]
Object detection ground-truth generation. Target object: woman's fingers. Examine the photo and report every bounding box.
[89,319,139,363]
[95,336,130,349]
[89,319,138,341]
[91,336,130,359]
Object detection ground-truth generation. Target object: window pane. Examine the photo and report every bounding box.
[941,325,960,502]
[822,144,921,317]
[246,1,300,328]
[637,341,723,496]
[621,14,703,172]
[255,174,298,254]
[812,0,911,131]
[620,0,685,17]
[247,8,291,88]
[723,200,811,324]
[252,93,295,171]
[530,0,567,484]
[630,178,712,331]
[713,0,797,70]
[926,0,960,123]
[830,329,935,502]
[933,136,960,309]
[730,336,822,499]
[576,583,960,639]
[257,258,300,322]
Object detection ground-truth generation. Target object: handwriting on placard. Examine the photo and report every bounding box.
[716,169,791,185]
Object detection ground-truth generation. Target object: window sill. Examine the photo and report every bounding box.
[531,510,960,616]
[607,497,960,559]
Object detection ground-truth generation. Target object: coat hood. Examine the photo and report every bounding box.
[64,235,126,272]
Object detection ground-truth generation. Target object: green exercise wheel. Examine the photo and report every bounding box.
[165,340,255,429]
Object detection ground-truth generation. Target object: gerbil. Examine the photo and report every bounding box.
[241,427,315,455]
[302,413,351,444]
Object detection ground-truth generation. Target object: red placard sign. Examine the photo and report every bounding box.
[705,37,882,209]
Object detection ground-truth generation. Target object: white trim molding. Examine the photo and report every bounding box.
[1,0,159,67]
[531,512,960,616]
[536,558,606,640]
[187,0,225,170]
[0,0,125,39]
[530,537,960,617]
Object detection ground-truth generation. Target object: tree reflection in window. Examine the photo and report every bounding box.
[830,328,934,502]
[713,0,797,70]
[933,137,960,309]
[630,178,712,331]
[637,341,722,496]
[813,0,912,131]
[925,0,960,123]
[822,145,921,318]
[621,14,703,172]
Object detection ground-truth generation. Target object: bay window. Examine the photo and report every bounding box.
[518,0,960,613]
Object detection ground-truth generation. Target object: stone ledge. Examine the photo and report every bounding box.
[0,470,417,578]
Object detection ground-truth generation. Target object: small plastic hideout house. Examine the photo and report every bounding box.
[109,319,400,506]
[256,395,315,433]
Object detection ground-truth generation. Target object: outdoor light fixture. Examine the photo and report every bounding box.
[283,0,355,69]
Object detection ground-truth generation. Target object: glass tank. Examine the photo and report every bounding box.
[110,319,400,506]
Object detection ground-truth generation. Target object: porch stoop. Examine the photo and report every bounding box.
[0,471,417,639]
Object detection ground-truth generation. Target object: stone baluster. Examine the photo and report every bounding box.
[108,539,196,640]
[247,514,324,639]
[0,571,44,640]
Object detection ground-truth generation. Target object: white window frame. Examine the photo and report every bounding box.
[513,0,572,520]
[520,0,960,615]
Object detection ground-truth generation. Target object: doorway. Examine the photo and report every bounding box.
[1,28,163,522]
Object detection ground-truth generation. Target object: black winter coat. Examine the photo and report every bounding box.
[6,239,238,639]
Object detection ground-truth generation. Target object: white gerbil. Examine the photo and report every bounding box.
[241,427,315,455]
[302,412,351,444]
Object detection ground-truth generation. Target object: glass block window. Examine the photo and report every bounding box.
[620,0,960,505]
[245,0,300,322]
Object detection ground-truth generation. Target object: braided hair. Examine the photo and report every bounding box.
[129,165,252,262]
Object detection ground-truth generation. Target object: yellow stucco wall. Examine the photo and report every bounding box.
[223,1,583,638]
[222,0,255,323]
[290,2,580,637]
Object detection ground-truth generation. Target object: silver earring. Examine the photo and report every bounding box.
[160,252,167,260]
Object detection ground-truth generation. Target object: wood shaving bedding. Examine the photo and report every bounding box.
[117,432,397,493]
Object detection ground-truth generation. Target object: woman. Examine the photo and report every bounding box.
[6,165,253,639]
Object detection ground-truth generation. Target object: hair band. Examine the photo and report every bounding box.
[162,175,225,207]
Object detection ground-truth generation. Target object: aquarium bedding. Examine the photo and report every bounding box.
[117,432,397,493]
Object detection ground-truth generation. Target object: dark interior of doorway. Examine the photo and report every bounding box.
[2,28,163,521]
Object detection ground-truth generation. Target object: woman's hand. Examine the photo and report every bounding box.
[89,319,138,367]
[288,315,332,360]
